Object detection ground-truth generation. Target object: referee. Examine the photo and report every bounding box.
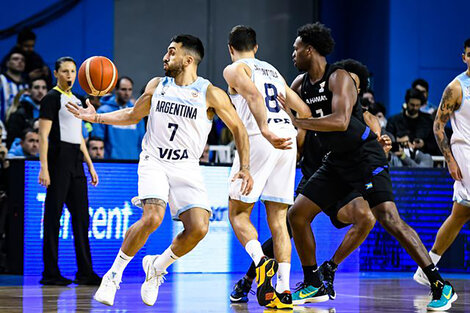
[38,56,100,285]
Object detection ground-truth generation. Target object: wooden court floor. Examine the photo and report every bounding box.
[0,272,468,312]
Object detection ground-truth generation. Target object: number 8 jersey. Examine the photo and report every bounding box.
[229,58,297,138]
[142,76,212,162]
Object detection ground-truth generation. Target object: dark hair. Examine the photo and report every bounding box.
[297,22,335,56]
[116,76,134,89]
[170,34,204,64]
[335,59,369,94]
[228,25,257,52]
[29,76,47,86]
[6,50,25,61]
[368,102,386,116]
[87,136,104,149]
[17,28,36,44]
[55,56,76,71]
[21,128,37,141]
[412,78,429,92]
[405,88,425,104]
[464,38,470,51]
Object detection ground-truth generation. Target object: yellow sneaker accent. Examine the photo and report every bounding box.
[299,289,318,298]
[266,294,293,309]
[443,288,452,300]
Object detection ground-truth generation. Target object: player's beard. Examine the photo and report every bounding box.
[165,61,184,78]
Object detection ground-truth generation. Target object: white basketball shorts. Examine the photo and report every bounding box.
[229,134,297,205]
[137,153,211,220]
[452,143,470,207]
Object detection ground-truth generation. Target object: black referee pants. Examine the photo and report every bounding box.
[42,143,93,278]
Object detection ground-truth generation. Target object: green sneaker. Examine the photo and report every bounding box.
[427,281,457,311]
[292,282,329,305]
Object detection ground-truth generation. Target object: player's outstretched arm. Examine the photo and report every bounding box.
[279,69,356,132]
[223,63,291,150]
[434,80,463,180]
[66,77,159,125]
[207,84,253,195]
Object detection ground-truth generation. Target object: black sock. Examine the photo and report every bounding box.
[246,262,256,281]
[422,264,444,286]
[302,265,322,287]
[328,260,338,271]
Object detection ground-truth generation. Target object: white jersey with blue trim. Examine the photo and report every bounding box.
[229,58,297,137]
[451,71,470,146]
[143,76,212,162]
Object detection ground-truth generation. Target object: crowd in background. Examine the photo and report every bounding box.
[0,28,448,167]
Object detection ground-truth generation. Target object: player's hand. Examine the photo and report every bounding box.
[39,167,50,187]
[277,94,298,126]
[447,157,463,181]
[232,168,253,195]
[378,134,392,153]
[89,166,99,186]
[66,99,97,123]
[261,128,292,150]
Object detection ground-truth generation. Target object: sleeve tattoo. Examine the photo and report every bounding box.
[434,87,460,162]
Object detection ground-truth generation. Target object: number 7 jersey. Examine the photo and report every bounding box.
[229,58,297,138]
[142,76,212,162]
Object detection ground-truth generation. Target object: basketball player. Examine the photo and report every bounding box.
[230,58,391,305]
[280,23,456,311]
[414,38,470,288]
[67,34,253,306]
[224,25,312,309]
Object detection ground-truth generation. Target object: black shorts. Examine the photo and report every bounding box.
[296,175,362,229]
[301,158,394,213]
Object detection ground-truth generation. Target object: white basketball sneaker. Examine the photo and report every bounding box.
[94,271,121,306]
[413,267,430,287]
[141,255,167,306]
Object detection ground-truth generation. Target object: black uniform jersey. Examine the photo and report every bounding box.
[300,64,376,155]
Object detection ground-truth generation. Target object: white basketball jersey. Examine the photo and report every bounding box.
[229,58,297,137]
[451,71,470,146]
[142,76,212,162]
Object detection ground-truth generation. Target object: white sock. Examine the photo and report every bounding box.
[276,263,291,293]
[109,249,133,277]
[245,240,264,266]
[429,251,441,266]
[153,247,179,273]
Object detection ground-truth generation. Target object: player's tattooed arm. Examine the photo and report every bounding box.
[434,81,463,180]
[142,198,166,207]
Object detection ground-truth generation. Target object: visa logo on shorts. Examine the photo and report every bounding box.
[365,182,373,190]
[158,147,189,160]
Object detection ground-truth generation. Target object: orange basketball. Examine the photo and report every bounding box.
[78,56,118,96]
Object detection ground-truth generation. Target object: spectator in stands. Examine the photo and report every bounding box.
[7,128,39,158]
[369,101,394,141]
[412,78,437,115]
[92,76,145,159]
[386,88,440,155]
[87,137,104,160]
[6,77,47,148]
[1,28,51,87]
[0,51,28,122]
[389,133,433,167]
[362,88,375,104]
